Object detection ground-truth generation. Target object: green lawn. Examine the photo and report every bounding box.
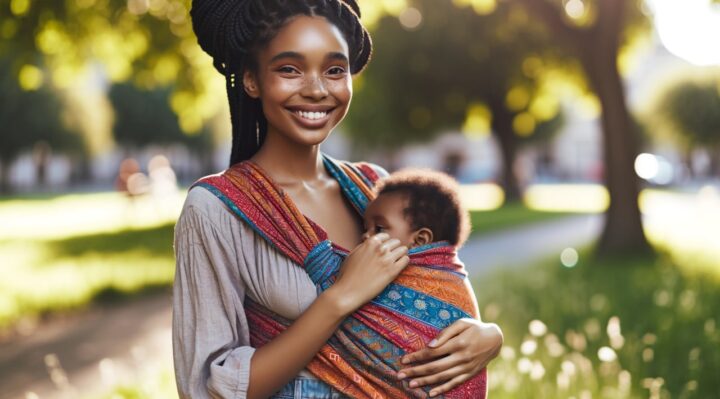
[474,249,720,398]
[0,191,184,330]
[0,223,176,329]
[470,202,577,236]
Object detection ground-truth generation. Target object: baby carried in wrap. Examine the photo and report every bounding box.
[195,154,487,399]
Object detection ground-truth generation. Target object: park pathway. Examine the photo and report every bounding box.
[0,214,604,399]
[459,214,603,275]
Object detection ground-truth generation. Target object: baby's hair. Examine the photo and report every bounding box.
[374,168,471,247]
[190,0,373,166]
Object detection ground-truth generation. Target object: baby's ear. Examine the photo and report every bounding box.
[413,228,433,247]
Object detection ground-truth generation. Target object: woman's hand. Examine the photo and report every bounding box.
[329,232,409,315]
[396,318,503,397]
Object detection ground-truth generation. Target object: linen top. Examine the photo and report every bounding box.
[172,186,320,399]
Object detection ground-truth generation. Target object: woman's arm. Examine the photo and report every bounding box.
[397,319,503,397]
[246,232,409,399]
[174,195,407,399]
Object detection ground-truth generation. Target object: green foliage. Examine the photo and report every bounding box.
[0,56,83,162]
[475,249,719,398]
[655,78,720,149]
[109,83,213,151]
[342,0,562,150]
[0,0,223,133]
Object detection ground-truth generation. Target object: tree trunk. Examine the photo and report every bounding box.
[0,157,10,194]
[580,46,652,257]
[490,102,523,203]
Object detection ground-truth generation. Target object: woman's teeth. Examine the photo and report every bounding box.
[296,110,328,120]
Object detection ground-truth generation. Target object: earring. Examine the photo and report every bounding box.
[255,121,260,145]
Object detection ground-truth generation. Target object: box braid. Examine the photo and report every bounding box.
[190,0,373,166]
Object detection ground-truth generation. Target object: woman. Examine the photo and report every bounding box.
[173,1,503,398]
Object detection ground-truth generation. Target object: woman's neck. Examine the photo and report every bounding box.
[250,130,326,185]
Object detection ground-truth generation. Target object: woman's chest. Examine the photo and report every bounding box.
[284,180,364,250]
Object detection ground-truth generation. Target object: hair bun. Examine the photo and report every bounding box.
[340,0,361,18]
[190,0,258,74]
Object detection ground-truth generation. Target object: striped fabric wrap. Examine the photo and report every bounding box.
[193,154,487,399]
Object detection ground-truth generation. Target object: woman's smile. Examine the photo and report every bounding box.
[286,105,337,129]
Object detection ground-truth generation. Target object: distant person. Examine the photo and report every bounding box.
[173,1,503,398]
[115,158,148,197]
[148,154,178,198]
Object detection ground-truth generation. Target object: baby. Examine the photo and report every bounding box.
[363,168,470,250]
[356,168,486,398]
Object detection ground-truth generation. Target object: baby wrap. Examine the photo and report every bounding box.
[194,154,487,399]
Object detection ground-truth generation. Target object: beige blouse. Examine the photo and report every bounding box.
[172,186,320,399]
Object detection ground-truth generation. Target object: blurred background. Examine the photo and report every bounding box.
[0,0,719,398]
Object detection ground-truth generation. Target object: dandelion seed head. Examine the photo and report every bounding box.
[598,346,617,362]
[529,319,548,337]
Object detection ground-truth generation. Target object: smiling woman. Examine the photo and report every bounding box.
[173,1,503,398]
[242,18,353,147]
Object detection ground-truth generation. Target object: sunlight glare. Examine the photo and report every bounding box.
[648,0,720,66]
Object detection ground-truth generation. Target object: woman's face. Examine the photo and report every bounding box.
[244,15,352,147]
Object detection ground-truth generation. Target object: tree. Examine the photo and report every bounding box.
[109,83,213,154]
[342,0,564,201]
[509,0,653,256]
[0,57,83,193]
[654,77,720,176]
[0,0,223,135]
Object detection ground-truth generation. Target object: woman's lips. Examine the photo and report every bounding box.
[287,107,335,129]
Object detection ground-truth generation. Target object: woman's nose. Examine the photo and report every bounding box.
[361,231,370,242]
[301,75,328,99]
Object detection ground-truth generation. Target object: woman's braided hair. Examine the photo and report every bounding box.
[190,0,373,166]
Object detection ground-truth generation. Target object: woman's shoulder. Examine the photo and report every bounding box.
[177,181,238,230]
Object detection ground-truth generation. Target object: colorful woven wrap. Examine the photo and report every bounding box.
[193,154,487,399]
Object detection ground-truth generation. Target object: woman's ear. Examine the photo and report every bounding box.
[412,228,433,247]
[242,71,260,98]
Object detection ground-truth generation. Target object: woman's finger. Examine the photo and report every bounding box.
[401,321,468,364]
[386,245,408,262]
[381,238,401,254]
[370,232,390,243]
[428,373,473,397]
[403,364,466,389]
[397,352,464,379]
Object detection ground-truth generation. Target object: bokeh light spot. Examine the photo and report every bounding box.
[399,7,422,30]
[19,64,44,91]
[560,247,579,268]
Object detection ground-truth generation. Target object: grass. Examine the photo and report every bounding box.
[474,248,720,398]
[0,223,176,330]
[469,202,578,236]
[0,190,183,331]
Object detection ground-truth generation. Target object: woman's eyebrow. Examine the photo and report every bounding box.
[326,52,349,63]
[269,51,349,64]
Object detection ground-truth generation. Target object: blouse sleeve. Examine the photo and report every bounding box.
[172,197,255,399]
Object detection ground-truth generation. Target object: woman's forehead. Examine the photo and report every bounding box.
[263,15,349,61]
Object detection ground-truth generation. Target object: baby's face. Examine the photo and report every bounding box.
[363,192,415,247]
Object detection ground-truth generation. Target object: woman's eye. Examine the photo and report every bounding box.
[374,226,385,233]
[327,66,346,75]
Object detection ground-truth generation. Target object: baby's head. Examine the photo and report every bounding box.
[363,168,470,249]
